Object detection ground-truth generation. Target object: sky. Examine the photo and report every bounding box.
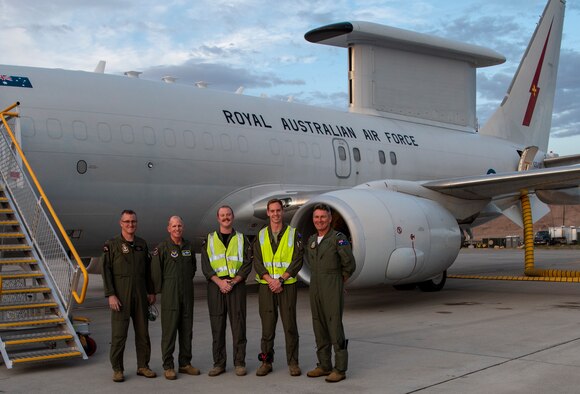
[1,0,579,155]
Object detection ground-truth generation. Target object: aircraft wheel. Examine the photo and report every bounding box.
[79,334,97,356]
[392,283,416,291]
[417,270,447,292]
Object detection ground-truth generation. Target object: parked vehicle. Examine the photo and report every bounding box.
[534,231,552,245]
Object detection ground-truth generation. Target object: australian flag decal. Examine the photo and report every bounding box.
[0,75,33,88]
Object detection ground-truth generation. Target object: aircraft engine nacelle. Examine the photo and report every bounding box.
[291,189,461,288]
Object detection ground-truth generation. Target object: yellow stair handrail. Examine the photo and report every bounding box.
[0,102,88,304]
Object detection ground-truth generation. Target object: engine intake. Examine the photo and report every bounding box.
[291,188,461,288]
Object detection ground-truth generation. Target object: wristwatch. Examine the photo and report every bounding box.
[278,277,285,285]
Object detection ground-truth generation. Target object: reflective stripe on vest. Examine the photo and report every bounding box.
[256,226,296,284]
[207,232,243,277]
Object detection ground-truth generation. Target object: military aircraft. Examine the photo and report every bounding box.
[0,0,578,291]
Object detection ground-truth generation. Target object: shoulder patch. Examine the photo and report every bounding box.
[152,248,159,256]
[103,244,109,253]
[338,239,350,246]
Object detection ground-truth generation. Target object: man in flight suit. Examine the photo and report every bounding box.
[201,206,252,377]
[253,199,303,377]
[151,216,200,380]
[101,209,157,382]
[305,204,356,383]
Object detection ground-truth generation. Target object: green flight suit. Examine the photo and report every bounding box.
[305,230,356,373]
[101,235,154,372]
[253,225,303,365]
[151,238,196,370]
[201,231,252,369]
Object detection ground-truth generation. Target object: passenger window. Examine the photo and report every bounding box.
[183,130,195,149]
[390,151,397,165]
[72,121,88,141]
[121,125,134,144]
[164,128,176,147]
[97,122,112,142]
[338,146,347,161]
[298,141,308,158]
[143,126,156,146]
[379,150,386,164]
[220,133,232,151]
[46,118,63,139]
[353,147,361,162]
[238,135,249,152]
[203,132,214,150]
[20,116,36,138]
[312,143,321,159]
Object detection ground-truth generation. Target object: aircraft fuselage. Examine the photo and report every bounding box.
[1,65,523,255]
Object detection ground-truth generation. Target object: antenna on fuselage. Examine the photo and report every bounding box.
[94,60,106,73]
[162,76,177,83]
[124,71,142,78]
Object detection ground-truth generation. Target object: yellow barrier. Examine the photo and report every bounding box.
[0,102,88,304]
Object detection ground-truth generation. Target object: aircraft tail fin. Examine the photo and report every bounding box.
[480,0,565,153]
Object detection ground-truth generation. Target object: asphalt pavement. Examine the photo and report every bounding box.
[2,248,580,394]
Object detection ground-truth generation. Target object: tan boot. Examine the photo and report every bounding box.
[179,365,201,375]
[289,364,302,376]
[325,370,346,383]
[112,370,124,382]
[137,367,157,378]
[307,367,331,378]
[208,366,225,377]
[256,362,272,376]
[235,366,247,376]
[164,369,177,380]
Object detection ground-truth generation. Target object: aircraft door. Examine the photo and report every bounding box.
[332,138,351,178]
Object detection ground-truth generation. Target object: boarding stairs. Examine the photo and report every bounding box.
[0,103,89,368]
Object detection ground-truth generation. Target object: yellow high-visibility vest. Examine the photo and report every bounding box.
[207,232,244,277]
[256,226,296,284]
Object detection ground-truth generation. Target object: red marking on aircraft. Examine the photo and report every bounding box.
[522,19,553,127]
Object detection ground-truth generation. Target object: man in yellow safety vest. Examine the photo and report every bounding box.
[253,199,303,377]
[201,206,252,377]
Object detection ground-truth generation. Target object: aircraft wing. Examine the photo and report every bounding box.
[421,164,580,200]
[544,153,580,168]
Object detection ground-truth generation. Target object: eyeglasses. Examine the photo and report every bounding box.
[121,220,137,224]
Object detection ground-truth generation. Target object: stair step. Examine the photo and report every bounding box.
[0,208,14,214]
[0,286,51,295]
[0,244,31,251]
[3,331,74,346]
[0,197,8,202]
[0,232,25,238]
[0,258,37,265]
[0,272,44,280]
[0,316,65,329]
[10,348,82,364]
[0,301,57,311]
[0,220,19,226]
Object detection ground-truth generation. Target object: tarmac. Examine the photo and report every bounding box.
[2,248,580,393]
